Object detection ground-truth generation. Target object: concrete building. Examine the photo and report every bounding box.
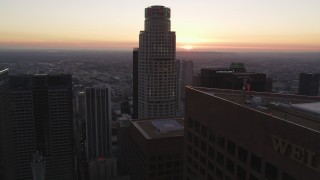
[137,5,177,118]
[298,73,320,96]
[126,118,184,180]
[184,86,320,180]
[9,74,74,180]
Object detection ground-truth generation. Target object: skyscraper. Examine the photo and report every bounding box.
[133,48,139,119]
[0,68,11,180]
[178,60,193,113]
[298,73,320,96]
[9,74,74,180]
[138,5,177,118]
[85,87,112,160]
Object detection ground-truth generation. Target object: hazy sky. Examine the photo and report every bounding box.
[1,0,320,51]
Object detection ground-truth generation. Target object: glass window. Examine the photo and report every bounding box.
[226,158,235,174]
[250,154,262,172]
[265,162,278,180]
[217,136,225,149]
[216,152,224,166]
[227,140,236,156]
[237,165,246,180]
[201,125,207,138]
[282,172,297,180]
[215,167,223,179]
[238,146,248,163]
[249,174,259,180]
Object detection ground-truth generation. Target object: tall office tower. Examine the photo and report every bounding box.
[133,48,139,119]
[85,87,112,160]
[9,74,74,180]
[0,69,12,180]
[298,73,320,96]
[185,87,320,180]
[127,118,184,180]
[138,5,177,118]
[178,60,193,113]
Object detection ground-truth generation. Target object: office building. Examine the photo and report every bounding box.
[201,63,271,92]
[298,73,320,96]
[137,5,177,118]
[85,87,112,160]
[178,60,193,113]
[126,118,184,180]
[0,68,12,180]
[184,86,320,180]
[9,74,74,180]
[133,48,139,119]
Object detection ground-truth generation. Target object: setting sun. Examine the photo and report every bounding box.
[181,45,193,50]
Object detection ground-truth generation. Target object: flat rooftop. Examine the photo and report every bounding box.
[132,118,184,139]
[191,87,320,132]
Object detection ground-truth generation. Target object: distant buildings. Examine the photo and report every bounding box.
[201,63,272,92]
[185,86,320,179]
[298,73,320,96]
[8,74,74,180]
[124,118,184,180]
[137,5,177,118]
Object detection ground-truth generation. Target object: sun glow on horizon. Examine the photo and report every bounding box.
[181,45,193,50]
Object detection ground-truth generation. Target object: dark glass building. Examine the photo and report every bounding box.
[8,74,74,180]
[298,73,320,96]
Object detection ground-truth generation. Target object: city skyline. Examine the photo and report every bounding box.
[1,0,320,52]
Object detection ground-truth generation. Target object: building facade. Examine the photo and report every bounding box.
[178,60,193,113]
[138,5,177,118]
[201,63,271,92]
[298,73,320,96]
[185,86,320,180]
[85,87,112,160]
[8,74,74,180]
[127,118,184,180]
[0,69,12,180]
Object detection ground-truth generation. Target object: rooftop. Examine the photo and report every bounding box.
[191,87,320,132]
[132,118,184,139]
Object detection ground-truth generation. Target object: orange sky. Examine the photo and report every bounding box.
[1,0,320,51]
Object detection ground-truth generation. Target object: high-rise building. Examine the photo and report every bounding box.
[127,118,184,180]
[85,87,112,160]
[137,5,177,118]
[178,60,193,113]
[298,73,320,96]
[133,48,139,119]
[9,74,74,180]
[184,86,320,179]
[0,68,12,180]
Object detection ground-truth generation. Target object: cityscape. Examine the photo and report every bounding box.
[1,2,320,180]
